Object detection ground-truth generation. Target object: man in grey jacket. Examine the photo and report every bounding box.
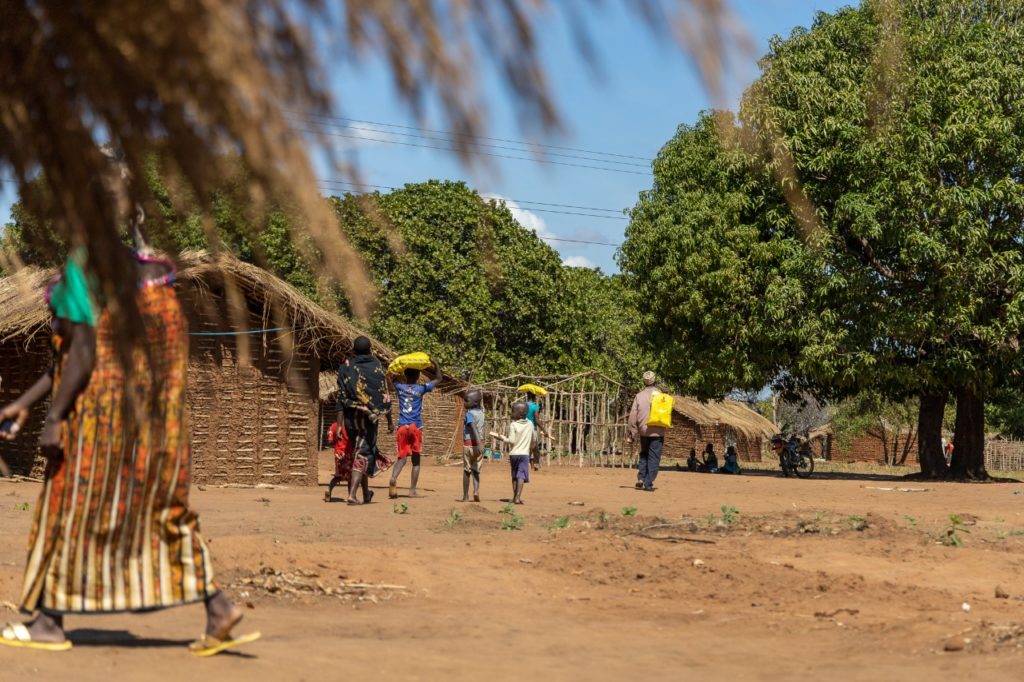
[627,371,666,491]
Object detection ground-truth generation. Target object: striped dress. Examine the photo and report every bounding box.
[20,269,215,614]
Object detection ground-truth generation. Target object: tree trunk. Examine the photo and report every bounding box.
[917,392,948,478]
[950,386,987,480]
[898,426,917,466]
[880,431,891,466]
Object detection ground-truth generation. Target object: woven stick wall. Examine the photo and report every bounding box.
[475,370,630,467]
[984,439,1024,472]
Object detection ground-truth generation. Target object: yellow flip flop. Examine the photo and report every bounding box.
[0,623,73,652]
[189,630,261,657]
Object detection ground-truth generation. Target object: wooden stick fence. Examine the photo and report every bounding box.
[985,439,1024,472]
[476,370,631,468]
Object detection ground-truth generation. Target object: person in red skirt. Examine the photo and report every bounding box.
[324,418,355,502]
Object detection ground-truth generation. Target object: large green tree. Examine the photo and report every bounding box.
[332,180,643,382]
[6,174,643,385]
[622,1,1024,479]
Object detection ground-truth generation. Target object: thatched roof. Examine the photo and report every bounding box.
[0,251,385,361]
[0,266,56,345]
[672,396,778,441]
[178,250,394,364]
[0,251,460,393]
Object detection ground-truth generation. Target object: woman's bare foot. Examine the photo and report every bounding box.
[205,591,243,639]
[23,613,65,643]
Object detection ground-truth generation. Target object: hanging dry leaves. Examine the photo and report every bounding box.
[0,0,740,359]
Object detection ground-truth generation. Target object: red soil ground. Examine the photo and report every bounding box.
[2,454,1024,681]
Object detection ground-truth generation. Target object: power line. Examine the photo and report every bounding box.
[3,177,628,240]
[289,115,650,169]
[291,126,651,177]
[315,182,623,221]
[542,236,621,247]
[287,109,653,163]
[317,178,625,214]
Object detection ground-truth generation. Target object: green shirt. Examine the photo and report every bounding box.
[49,249,98,326]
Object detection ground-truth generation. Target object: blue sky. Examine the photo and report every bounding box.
[0,1,851,272]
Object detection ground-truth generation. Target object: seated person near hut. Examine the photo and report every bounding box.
[389,355,439,499]
[698,443,719,473]
[720,445,741,475]
[686,448,699,472]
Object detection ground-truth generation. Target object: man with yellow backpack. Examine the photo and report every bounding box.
[627,371,673,492]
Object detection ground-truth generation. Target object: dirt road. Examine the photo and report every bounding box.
[1,456,1023,681]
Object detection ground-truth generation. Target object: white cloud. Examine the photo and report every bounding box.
[562,255,596,269]
[483,193,556,245]
[484,193,597,270]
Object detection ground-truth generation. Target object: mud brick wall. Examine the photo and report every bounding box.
[664,415,763,463]
[830,432,918,464]
[183,294,318,486]
[0,334,51,477]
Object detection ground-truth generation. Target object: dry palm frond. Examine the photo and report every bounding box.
[0,250,467,390]
[0,1,740,369]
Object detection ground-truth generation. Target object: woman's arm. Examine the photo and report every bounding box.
[0,371,54,440]
[535,411,551,438]
[38,321,96,459]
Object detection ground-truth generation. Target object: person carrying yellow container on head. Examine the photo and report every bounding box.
[627,371,672,492]
[389,353,440,499]
[518,383,551,472]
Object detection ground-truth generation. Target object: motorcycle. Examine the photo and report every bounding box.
[771,434,814,479]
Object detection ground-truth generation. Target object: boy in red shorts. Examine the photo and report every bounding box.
[389,356,439,498]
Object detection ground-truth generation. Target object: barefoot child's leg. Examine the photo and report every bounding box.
[471,466,481,502]
[389,458,405,499]
[409,454,421,496]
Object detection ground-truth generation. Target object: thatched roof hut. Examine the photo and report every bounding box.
[0,251,464,482]
[0,250,390,359]
[666,396,778,462]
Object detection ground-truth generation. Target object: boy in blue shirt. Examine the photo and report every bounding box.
[389,356,439,499]
[461,389,485,503]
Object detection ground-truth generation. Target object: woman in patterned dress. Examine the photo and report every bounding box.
[0,246,258,655]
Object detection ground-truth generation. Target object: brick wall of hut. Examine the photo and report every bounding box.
[828,432,918,464]
[663,413,764,462]
[0,334,51,477]
[181,290,319,486]
[0,319,321,485]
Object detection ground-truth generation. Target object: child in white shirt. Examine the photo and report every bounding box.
[490,401,534,505]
